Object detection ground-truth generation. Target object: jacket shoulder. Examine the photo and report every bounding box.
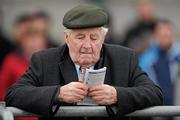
[34,47,60,56]
[34,45,65,57]
[103,43,135,57]
[31,45,66,63]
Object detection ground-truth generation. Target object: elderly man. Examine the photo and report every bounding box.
[5,5,162,120]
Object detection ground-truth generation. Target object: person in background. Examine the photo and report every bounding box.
[0,31,15,68]
[0,14,48,120]
[122,0,158,55]
[0,14,31,101]
[5,5,162,120]
[30,11,59,47]
[0,9,15,68]
[139,19,180,120]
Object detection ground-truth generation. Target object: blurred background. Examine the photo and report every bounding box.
[1,0,180,44]
[0,0,180,120]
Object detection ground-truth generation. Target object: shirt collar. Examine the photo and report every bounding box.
[75,64,94,79]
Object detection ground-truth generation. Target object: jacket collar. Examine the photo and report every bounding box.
[58,44,105,84]
[58,44,78,84]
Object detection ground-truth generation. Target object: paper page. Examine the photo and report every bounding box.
[77,67,106,105]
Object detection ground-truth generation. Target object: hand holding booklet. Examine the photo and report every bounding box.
[78,67,106,105]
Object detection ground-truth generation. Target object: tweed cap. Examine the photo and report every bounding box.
[63,4,108,29]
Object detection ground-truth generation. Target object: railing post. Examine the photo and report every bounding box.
[174,62,180,120]
[174,62,180,106]
[0,102,14,120]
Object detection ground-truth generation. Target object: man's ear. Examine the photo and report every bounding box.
[64,32,69,44]
[101,36,105,44]
[102,37,105,43]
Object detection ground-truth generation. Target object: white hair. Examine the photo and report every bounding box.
[64,27,108,37]
[99,27,108,36]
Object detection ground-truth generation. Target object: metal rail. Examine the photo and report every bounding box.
[6,106,180,117]
[1,102,180,120]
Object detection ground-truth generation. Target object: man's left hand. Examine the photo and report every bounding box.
[88,84,117,105]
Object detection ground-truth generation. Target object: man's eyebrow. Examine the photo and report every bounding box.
[90,33,99,38]
[75,33,85,36]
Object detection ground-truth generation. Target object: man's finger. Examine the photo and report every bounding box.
[88,90,104,97]
[73,88,88,96]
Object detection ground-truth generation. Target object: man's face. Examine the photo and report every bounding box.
[154,23,174,50]
[64,27,105,67]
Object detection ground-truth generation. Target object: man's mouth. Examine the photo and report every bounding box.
[80,52,92,54]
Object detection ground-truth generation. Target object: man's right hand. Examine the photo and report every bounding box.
[58,82,88,103]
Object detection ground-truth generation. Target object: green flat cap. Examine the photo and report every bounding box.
[63,4,108,29]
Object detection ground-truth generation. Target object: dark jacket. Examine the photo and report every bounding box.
[5,44,163,120]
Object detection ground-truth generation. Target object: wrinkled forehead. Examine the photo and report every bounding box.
[71,27,101,35]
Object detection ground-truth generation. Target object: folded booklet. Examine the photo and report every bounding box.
[78,67,107,105]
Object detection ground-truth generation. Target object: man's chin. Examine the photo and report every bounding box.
[77,59,95,66]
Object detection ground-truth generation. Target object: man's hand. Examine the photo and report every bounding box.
[88,84,117,105]
[58,82,88,103]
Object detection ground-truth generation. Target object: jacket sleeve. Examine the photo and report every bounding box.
[5,52,59,117]
[115,51,163,117]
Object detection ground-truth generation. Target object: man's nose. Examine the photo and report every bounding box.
[83,39,91,48]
